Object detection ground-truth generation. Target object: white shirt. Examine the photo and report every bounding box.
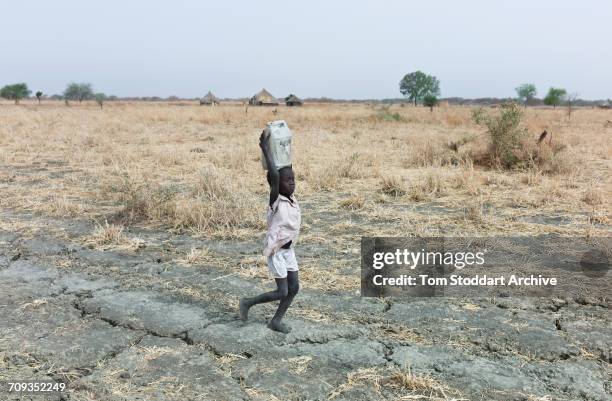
[263,194,301,257]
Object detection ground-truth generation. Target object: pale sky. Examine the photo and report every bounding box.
[1,0,610,99]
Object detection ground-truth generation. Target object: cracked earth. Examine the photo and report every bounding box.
[1,210,610,401]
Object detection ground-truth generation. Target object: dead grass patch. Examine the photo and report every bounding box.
[43,195,85,217]
[0,103,608,243]
[409,170,447,201]
[403,140,461,168]
[340,194,366,210]
[106,166,263,236]
[380,176,406,197]
[311,168,341,191]
[179,246,214,265]
[328,366,462,400]
[582,187,604,206]
[464,198,487,223]
[86,221,145,250]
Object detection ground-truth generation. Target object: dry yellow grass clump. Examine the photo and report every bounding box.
[0,100,609,248]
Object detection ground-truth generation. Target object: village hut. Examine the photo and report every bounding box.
[249,88,278,106]
[200,91,220,106]
[285,94,303,107]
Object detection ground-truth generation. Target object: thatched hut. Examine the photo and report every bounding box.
[285,94,303,107]
[200,91,220,106]
[249,88,278,106]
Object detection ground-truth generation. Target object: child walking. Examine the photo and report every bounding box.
[238,131,301,334]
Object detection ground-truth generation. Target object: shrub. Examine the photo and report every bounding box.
[472,103,574,173]
[423,95,438,112]
[472,103,530,168]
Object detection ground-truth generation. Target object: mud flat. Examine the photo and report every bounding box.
[1,102,610,400]
[1,210,610,401]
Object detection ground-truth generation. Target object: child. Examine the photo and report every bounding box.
[238,131,301,334]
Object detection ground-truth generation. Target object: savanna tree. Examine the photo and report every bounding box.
[543,87,566,108]
[423,94,439,112]
[0,83,31,104]
[566,92,578,120]
[35,91,43,104]
[94,93,107,109]
[515,83,537,107]
[63,82,94,103]
[399,71,440,106]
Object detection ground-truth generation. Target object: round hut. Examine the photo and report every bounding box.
[249,88,278,106]
[285,94,303,107]
[200,91,220,106]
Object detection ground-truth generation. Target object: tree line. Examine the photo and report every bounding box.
[1,78,607,109]
[0,82,109,108]
[398,71,608,111]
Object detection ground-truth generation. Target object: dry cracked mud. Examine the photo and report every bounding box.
[0,210,610,401]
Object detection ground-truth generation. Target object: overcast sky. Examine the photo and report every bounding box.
[1,1,610,99]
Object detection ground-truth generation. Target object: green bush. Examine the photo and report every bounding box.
[471,103,530,168]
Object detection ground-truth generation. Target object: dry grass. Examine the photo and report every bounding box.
[286,355,313,374]
[380,175,406,197]
[20,298,49,310]
[0,100,609,258]
[88,221,127,245]
[340,193,366,210]
[464,198,487,224]
[86,220,145,250]
[179,246,214,265]
[42,195,86,217]
[408,170,448,201]
[328,366,463,400]
[582,186,604,206]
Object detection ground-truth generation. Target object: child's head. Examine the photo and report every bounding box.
[267,166,295,197]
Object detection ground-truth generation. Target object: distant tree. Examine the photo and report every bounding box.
[94,93,107,109]
[35,91,43,104]
[63,82,94,103]
[515,83,537,107]
[399,71,440,106]
[543,87,566,108]
[423,95,439,112]
[0,83,32,104]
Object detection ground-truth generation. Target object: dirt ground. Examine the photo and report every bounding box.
[0,101,610,400]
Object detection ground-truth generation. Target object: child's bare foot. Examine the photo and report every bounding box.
[267,320,291,334]
[239,298,250,321]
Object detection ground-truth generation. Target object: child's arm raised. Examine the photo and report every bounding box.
[260,131,279,206]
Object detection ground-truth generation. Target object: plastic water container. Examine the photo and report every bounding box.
[261,120,293,170]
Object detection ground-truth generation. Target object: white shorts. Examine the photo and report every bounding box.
[267,248,299,278]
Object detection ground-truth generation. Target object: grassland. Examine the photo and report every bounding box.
[0,100,610,400]
[1,100,610,243]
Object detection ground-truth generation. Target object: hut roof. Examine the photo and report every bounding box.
[285,94,302,103]
[251,88,277,104]
[201,91,220,104]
